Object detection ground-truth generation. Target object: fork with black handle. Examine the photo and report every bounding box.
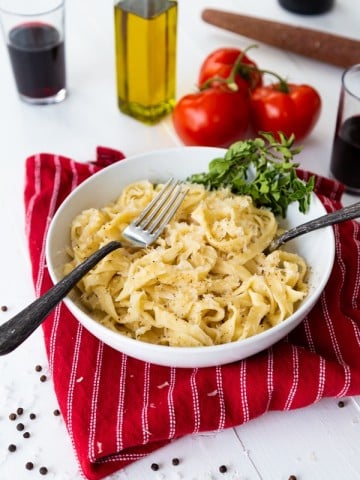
[0,178,187,355]
[266,202,360,253]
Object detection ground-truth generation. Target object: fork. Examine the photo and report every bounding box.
[0,178,187,355]
[266,201,360,253]
[122,178,188,247]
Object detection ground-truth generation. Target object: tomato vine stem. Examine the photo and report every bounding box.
[199,44,289,93]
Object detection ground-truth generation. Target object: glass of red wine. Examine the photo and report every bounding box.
[330,64,360,195]
[0,0,66,105]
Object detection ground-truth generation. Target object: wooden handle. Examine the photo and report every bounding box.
[267,202,360,253]
[0,241,122,355]
[202,9,360,68]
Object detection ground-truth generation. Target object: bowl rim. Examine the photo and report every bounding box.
[45,146,335,366]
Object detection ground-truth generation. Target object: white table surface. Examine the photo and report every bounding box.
[0,0,359,479]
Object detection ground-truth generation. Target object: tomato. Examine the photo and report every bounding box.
[172,86,250,147]
[250,83,321,142]
[198,47,262,94]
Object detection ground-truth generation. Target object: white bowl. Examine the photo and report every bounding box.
[46,147,335,368]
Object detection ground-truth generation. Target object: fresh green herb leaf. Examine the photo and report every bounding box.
[187,133,314,217]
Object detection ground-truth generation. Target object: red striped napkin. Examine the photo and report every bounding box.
[24,147,360,480]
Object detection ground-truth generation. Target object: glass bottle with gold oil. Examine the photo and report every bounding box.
[114,0,177,124]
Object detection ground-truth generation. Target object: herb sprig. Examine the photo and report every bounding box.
[187,133,314,217]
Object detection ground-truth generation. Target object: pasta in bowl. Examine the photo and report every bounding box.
[65,182,308,347]
[46,147,335,367]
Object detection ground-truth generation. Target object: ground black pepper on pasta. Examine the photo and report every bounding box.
[69,183,307,348]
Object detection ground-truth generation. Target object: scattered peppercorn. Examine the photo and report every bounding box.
[288,476,297,480]
[40,375,47,382]
[25,462,34,470]
[219,465,227,473]
[16,422,25,431]
[39,466,48,475]
[53,409,60,416]
[172,457,180,466]
[23,432,30,439]
[338,400,345,408]
[150,463,159,471]
[1,305,8,311]
[9,413,17,421]
[8,444,16,452]
[35,365,42,372]
[17,407,24,415]
[29,413,36,420]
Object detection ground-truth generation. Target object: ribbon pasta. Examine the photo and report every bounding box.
[64,181,308,347]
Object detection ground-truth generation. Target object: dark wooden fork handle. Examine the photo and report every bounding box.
[268,202,360,252]
[0,241,122,355]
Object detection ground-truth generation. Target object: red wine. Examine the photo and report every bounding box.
[7,22,66,100]
[330,116,360,193]
[279,0,334,14]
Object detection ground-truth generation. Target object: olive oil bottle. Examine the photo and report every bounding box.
[114,0,177,124]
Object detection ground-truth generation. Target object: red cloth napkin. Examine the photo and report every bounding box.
[24,147,360,480]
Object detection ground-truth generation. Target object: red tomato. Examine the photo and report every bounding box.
[198,47,262,95]
[172,86,250,147]
[250,83,321,142]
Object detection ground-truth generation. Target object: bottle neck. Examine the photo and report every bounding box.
[116,0,175,18]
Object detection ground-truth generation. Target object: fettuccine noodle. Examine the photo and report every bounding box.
[64,181,308,347]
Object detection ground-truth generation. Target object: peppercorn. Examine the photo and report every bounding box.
[338,400,345,408]
[219,465,227,473]
[16,422,25,431]
[150,463,159,471]
[288,476,297,480]
[17,407,24,415]
[172,457,180,466]
[9,413,17,421]
[23,432,31,439]
[53,409,60,416]
[29,413,36,420]
[1,305,8,311]
[25,462,34,470]
[8,444,16,452]
[40,374,47,382]
[39,466,48,475]
[35,365,42,372]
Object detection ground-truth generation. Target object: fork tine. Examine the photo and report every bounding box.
[150,186,189,238]
[133,178,176,228]
[142,181,182,232]
[122,178,188,248]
